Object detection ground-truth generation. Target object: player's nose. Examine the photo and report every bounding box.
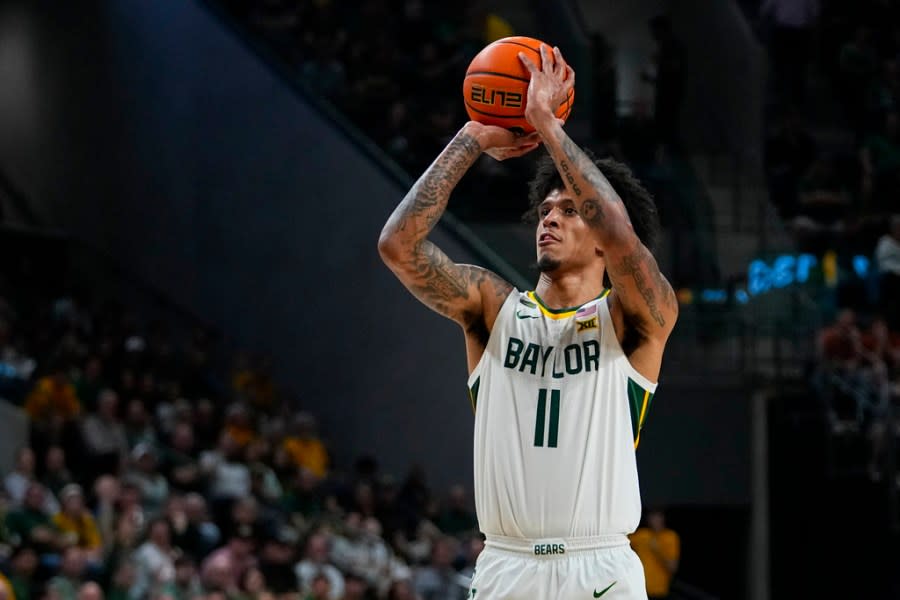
[541,208,560,228]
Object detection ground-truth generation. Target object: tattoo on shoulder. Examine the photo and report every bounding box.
[483,270,513,304]
[462,267,513,313]
[462,269,512,335]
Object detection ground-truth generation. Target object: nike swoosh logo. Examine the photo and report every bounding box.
[516,311,539,319]
[593,581,616,597]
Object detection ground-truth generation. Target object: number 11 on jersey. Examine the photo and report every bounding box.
[534,388,561,448]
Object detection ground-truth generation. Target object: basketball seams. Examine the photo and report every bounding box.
[465,70,531,84]
[463,100,526,119]
[495,39,542,54]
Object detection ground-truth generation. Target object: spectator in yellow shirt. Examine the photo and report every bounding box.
[24,368,80,423]
[282,412,328,478]
[0,571,14,600]
[231,354,276,412]
[53,484,103,563]
[629,507,680,599]
[224,403,256,449]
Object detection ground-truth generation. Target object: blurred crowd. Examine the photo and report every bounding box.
[219,0,533,219]
[757,2,900,470]
[814,306,900,482]
[0,273,484,600]
[221,0,693,232]
[761,0,899,255]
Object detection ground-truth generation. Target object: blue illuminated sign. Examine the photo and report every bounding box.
[853,256,869,278]
[683,252,871,306]
[748,253,817,296]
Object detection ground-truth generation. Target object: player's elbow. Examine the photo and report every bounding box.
[601,219,640,255]
[377,228,404,266]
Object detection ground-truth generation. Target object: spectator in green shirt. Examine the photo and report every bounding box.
[46,546,87,600]
[5,483,60,553]
[8,545,38,600]
[435,485,477,537]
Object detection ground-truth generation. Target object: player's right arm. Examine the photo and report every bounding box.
[378,122,538,329]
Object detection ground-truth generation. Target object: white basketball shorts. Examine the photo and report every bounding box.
[467,534,648,600]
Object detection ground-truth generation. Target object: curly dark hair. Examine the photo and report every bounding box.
[523,151,661,287]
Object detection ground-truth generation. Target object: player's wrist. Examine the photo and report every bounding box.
[525,108,560,133]
[461,121,490,152]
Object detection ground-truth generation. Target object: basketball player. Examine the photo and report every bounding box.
[378,45,677,599]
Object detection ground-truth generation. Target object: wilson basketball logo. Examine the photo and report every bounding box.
[469,84,523,108]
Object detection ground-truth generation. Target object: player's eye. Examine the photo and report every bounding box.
[539,207,550,217]
[564,207,576,215]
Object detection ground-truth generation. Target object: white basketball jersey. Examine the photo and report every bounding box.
[467,289,657,539]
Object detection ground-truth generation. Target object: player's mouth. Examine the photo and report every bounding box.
[538,232,559,246]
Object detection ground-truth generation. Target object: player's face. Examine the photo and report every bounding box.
[535,188,600,272]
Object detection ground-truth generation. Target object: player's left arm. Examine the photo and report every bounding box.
[521,46,678,344]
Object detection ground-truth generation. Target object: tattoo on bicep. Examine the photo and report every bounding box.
[653,267,678,311]
[407,242,470,313]
[483,270,513,306]
[611,248,666,328]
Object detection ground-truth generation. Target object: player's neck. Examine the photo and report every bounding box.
[533,270,605,310]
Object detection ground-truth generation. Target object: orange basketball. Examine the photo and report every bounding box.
[463,36,574,134]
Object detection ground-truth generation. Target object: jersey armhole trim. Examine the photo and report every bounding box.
[466,289,519,389]
[613,355,658,392]
[597,298,659,391]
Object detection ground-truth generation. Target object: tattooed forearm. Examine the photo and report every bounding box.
[534,119,676,332]
[543,135,629,237]
[558,158,582,196]
[580,199,603,226]
[390,132,481,241]
[560,137,620,207]
[379,127,512,324]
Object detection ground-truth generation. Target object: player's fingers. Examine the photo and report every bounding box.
[518,52,539,74]
[487,147,516,161]
[539,44,552,72]
[565,66,576,90]
[511,142,541,157]
[552,46,566,77]
[515,131,542,146]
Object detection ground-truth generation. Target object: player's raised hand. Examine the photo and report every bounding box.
[519,45,575,129]
[465,121,541,161]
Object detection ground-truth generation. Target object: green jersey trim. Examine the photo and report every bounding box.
[627,378,654,449]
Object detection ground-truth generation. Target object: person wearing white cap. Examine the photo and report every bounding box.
[52,484,103,563]
[126,444,169,518]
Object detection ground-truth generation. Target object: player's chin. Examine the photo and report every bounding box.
[536,253,562,273]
